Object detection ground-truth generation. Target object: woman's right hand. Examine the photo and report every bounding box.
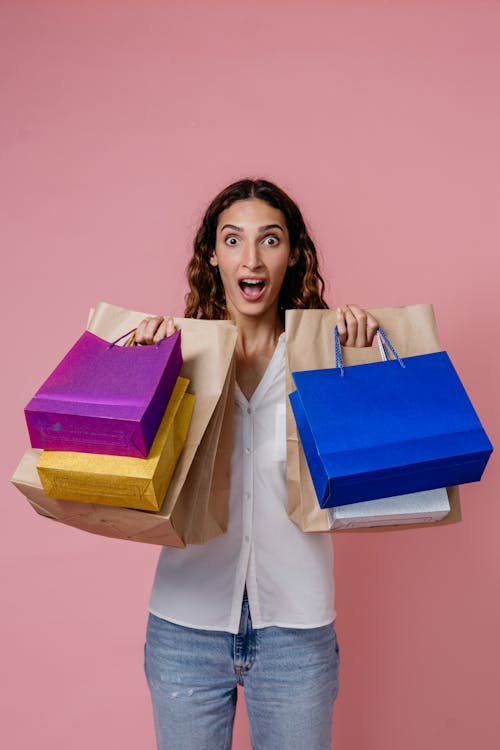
[134,316,176,345]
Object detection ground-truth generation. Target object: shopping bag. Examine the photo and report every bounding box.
[25,327,182,457]
[12,449,180,548]
[285,305,465,532]
[12,302,237,546]
[290,325,493,509]
[291,335,452,527]
[36,377,195,511]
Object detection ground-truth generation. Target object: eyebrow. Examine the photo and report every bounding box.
[220,223,285,233]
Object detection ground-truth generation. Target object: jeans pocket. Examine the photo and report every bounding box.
[333,627,340,659]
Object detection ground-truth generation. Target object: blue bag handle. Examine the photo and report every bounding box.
[334,326,406,377]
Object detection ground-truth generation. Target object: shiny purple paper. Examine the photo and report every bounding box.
[25,329,182,457]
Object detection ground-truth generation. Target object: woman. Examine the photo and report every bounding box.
[137,179,378,749]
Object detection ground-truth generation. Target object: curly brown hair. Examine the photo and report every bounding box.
[184,178,329,321]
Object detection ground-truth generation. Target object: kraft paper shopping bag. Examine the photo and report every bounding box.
[285,305,465,532]
[12,302,237,546]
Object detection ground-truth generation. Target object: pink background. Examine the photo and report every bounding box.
[2,1,499,748]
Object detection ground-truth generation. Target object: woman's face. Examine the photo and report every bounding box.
[210,198,297,324]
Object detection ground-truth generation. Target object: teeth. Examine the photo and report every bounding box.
[241,279,263,285]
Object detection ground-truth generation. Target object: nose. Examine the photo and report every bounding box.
[242,240,263,270]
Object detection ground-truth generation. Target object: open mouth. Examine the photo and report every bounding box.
[239,278,266,301]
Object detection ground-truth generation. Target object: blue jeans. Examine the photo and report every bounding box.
[144,592,340,749]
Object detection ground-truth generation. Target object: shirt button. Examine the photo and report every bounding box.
[247,407,252,414]
[244,492,250,500]
[245,447,251,454]
[244,535,250,542]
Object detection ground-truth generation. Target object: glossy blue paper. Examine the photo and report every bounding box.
[290,351,493,508]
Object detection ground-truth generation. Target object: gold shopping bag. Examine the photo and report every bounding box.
[36,377,194,512]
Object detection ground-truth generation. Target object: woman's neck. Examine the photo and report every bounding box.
[230,309,284,401]
[230,307,284,356]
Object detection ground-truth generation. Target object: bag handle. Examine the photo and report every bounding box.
[107,328,137,348]
[106,328,166,350]
[334,326,406,377]
[376,331,390,362]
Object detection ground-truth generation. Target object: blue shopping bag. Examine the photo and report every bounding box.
[290,328,493,509]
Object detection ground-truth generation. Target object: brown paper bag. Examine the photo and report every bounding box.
[285,304,462,533]
[12,301,238,546]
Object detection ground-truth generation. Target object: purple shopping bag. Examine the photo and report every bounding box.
[25,328,182,457]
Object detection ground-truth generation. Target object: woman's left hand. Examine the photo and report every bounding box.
[336,304,379,347]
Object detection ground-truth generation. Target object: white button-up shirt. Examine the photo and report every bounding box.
[148,333,335,634]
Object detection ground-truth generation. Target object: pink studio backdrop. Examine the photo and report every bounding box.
[1,1,499,748]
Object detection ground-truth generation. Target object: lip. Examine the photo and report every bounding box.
[238,277,267,303]
[238,276,267,284]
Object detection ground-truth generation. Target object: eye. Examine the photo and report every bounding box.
[224,235,239,246]
[263,235,279,246]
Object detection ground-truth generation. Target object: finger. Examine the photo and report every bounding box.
[144,316,166,344]
[153,315,176,343]
[346,304,369,347]
[152,317,168,343]
[336,307,347,345]
[165,316,176,336]
[365,312,379,346]
[152,316,176,343]
[133,317,152,345]
[343,305,358,346]
[135,316,164,345]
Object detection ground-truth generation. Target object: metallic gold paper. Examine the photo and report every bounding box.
[36,377,195,511]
